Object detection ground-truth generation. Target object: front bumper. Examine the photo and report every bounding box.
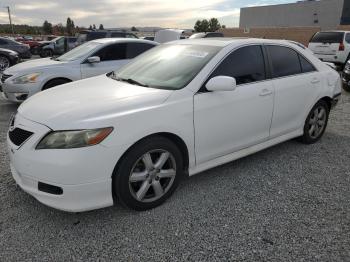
[7,113,122,212]
[1,80,42,102]
[18,50,32,59]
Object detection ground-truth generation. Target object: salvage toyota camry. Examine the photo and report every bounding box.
[7,38,341,212]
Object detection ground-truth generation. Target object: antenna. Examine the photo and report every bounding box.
[5,6,14,35]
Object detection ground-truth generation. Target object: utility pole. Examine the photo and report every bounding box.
[5,6,14,35]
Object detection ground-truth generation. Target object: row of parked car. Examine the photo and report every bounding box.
[1,29,349,103]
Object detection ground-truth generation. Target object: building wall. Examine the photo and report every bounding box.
[240,0,344,30]
[218,27,321,46]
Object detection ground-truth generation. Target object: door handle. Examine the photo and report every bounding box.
[311,78,320,84]
[259,89,273,96]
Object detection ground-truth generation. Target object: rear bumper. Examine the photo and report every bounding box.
[313,53,346,64]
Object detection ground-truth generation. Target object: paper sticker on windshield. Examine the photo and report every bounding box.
[183,51,208,58]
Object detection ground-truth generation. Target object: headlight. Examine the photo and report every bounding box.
[36,127,113,149]
[12,73,41,84]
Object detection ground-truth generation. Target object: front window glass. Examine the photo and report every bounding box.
[111,44,221,90]
[55,41,102,61]
[209,45,266,85]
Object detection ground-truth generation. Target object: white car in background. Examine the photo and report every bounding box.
[8,38,341,212]
[1,38,157,102]
[308,31,350,68]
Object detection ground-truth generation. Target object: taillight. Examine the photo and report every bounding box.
[339,42,345,51]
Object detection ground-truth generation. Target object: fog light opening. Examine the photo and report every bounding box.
[38,182,63,195]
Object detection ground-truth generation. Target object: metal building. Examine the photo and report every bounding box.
[239,0,350,30]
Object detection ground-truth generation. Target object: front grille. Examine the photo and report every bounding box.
[1,74,12,83]
[8,128,33,146]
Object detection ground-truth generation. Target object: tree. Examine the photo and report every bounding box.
[42,20,53,34]
[66,17,75,35]
[221,25,226,29]
[208,18,221,32]
[131,26,138,32]
[99,24,104,30]
[93,24,96,30]
[194,19,210,32]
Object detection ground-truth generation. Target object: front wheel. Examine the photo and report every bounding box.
[113,136,183,211]
[300,100,329,144]
[0,55,10,71]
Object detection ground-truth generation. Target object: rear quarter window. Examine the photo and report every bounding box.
[310,32,344,43]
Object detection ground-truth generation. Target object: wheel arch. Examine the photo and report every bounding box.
[318,96,332,111]
[113,132,190,176]
[42,77,73,90]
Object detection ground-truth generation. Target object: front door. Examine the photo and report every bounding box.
[194,45,274,164]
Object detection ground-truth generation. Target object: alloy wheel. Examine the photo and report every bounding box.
[308,106,327,139]
[0,56,10,71]
[128,149,177,203]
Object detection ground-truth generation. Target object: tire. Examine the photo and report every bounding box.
[300,100,329,144]
[42,79,71,90]
[343,82,350,92]
[113,136,184,211]
[0,55,10,71]
[40,49,53,58]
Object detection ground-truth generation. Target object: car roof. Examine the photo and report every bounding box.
[169,37,298,47]
[90,38,158,45]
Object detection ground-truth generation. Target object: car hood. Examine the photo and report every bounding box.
[18,75,173,130]
[4,58,69,75]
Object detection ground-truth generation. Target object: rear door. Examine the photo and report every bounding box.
[308,32,344,56]
[267,45,319,137]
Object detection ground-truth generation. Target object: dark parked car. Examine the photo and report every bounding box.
[0,37,31,59]
[75,30,138,46]
[0,48,19,71]
[40,36,77,57]
[342,61,350,92]
[189,32,224,39]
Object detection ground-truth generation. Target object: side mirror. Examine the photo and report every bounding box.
[205,76,236,92]
[87,56,100,63]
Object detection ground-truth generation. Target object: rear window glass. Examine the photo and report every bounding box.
[310,32,344,43]
[267,45,302,78]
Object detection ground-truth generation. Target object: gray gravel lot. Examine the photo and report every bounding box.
[0,90,350,261]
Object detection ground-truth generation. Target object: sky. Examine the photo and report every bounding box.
[0,0,296,28]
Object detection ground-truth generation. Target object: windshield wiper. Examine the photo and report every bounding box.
[116,77,149,87]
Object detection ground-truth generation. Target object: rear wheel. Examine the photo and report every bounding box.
[300,100,329,144]
[113,136,183,211]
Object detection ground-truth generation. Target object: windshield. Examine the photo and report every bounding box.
[55,41,102,61]
[111,44,221,90]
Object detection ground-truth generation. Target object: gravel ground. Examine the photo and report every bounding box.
[0,90,350,261]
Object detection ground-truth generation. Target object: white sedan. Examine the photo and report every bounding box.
[1,38,157,102]
[7,38,341,212]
